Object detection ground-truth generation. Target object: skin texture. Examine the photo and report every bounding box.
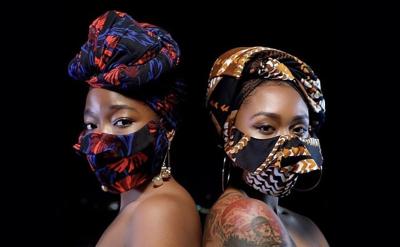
[83,88,159,135]
[235,82,310,140]
[84,88,201,247]
[203,82,329,247]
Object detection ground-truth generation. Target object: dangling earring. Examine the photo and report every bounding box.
[221,156,231,192]
[152,141,172,187]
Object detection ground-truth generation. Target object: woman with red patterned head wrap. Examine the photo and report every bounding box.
[68,10,201,246]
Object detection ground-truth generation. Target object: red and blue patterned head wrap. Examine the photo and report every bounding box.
[68,10,182,130]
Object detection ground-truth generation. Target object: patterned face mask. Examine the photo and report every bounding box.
[73,121,168,194]
[224,126,323,197]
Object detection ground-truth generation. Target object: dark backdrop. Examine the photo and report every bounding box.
[61,1,338,246]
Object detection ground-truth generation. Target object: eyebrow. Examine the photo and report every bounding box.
[251,112,309,122]
[251,112,281,120]
[83,109,95,118]
[109,104,138,112]
[291,114,309,123]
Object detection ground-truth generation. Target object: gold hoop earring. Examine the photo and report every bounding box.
[293,168,323,192]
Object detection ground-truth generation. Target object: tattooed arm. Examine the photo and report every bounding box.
[203,193,294,247]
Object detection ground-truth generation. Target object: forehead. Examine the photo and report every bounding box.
[240,84,309,117]
[84,88,149,113]
[86,88,134,104]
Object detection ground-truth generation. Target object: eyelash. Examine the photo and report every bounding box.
[113,118,134,128]
[254,124,309,136]
[83,118,134,130]
[255,125,275,134]
[292,125,308,136]
[84,123,97,130]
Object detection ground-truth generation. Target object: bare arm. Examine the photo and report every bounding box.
[204,196,294,247]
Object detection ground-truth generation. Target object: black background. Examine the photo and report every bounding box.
[60,1,338,246]
[9,0,380,246]
[7,1,398,246]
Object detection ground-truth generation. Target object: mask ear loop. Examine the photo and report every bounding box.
[293,168,323,192]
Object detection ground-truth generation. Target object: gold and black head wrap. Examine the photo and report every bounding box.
[206,46,325,137]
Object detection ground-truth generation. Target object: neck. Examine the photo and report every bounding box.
[119,180,151,211]
[238,182,279,213]
[228,167,279,213]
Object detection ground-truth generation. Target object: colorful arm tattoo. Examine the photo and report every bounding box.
[203,192,293,247]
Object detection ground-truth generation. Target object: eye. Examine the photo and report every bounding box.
[292,125,308,137]
[255,124,275,135]
[113,118,134,128]
[84,123,97,130]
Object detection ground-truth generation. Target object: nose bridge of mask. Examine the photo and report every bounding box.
[230,132,323,175]
[76,123,157,157]
[252,134,291,174]
[233,135,281,172]
[79,132,126,156]
[225,127,282,173]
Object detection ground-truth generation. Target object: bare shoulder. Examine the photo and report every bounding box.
[203,190,294,247]
[126,181,201,247]
[279,207,329,246]
[279,207,320,230]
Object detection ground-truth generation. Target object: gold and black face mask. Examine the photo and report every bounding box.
[225,126,323,197]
